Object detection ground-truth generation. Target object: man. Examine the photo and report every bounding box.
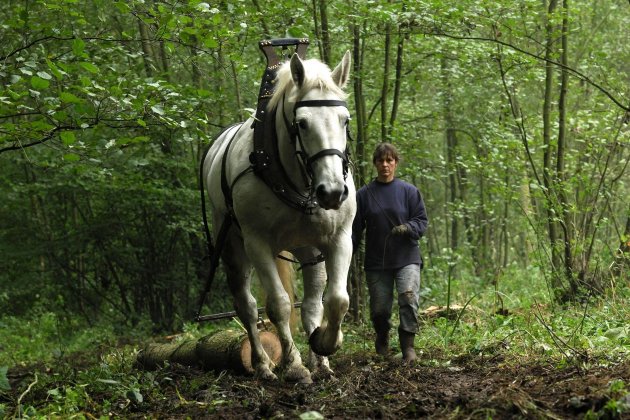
[352,143,428,362]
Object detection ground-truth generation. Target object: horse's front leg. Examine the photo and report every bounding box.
[245,239,312,383]
[293,247,334,378]
[308,234,352,356]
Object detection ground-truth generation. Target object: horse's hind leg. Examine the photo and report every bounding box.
[245,239,311,383]
[222,231,277,380]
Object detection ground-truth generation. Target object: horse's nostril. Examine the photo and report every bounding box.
[316,184,348,208]
[341,185,349,202]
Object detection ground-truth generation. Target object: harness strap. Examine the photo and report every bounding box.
[295,100,347,109]
[276,252,326,270]
[306,149,348,174]
[221,123,245,215]
[195,213,233,320]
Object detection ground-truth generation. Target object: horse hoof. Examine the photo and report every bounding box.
[312,365,335,381]
[255,368,278,382]
[309,327,336,356]
[282,365,313,384]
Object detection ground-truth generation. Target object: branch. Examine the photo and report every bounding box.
[0,131,58,154]
[423,31,630,113]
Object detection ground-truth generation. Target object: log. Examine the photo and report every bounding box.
[136,329,282,374]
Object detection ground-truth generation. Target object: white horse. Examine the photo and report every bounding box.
[202,51,355,383]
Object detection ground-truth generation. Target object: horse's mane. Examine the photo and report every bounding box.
[267,58,347,111]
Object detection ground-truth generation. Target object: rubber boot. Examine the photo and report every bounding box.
[373,316,390,356]
[399,330,417,363]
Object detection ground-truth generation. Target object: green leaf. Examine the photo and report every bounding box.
[203,37,218,48]
[46,59,63,80]
[151,104,165,115]
[126,388,143,403]
[604,327,628,341]
[0,366,10,391]
[63,153,81,162]
[37,71,53,80]
[31,76,50,90]
[80,62,99,74]
[96,379,120,385]
[60,131,76,145]
[60,92,82,103]
[72,38,86,57]
[114,2,130,13]
[137,119,147,127]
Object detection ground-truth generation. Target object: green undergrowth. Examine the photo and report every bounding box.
[1,268,629,418]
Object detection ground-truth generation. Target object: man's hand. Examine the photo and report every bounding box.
[391,224,410,236]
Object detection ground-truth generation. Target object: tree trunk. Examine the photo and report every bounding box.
[380,6,392,141]
[389,30,404,130]
[556,0,575,295]
[349,16,368,322]
[319,0,331,65]
[543,0,562,291]
[137,19,155,77]
[441,55,459,252]
[612,205,630,278]
[136,329,282,374]
[251,0,271,38]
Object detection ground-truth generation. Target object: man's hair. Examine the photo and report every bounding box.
[372,142,400,163]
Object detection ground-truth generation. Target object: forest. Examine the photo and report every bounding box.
[0,0,629,418]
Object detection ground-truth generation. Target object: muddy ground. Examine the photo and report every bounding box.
[5,345,630,419]
[139,353,629,419]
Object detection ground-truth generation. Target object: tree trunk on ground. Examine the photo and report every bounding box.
[136,329,282,374]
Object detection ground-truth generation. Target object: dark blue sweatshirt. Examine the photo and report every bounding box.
[352,178,428,270]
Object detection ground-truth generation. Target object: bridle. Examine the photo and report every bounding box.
[281,96,351,183]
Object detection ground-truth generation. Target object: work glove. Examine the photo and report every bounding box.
[391,224,410,236]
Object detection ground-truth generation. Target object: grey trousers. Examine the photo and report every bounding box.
[365,264,420,334]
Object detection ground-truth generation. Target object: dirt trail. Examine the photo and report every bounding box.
[127,351,630,419]
[5,348,630,418]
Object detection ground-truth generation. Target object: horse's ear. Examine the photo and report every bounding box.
[290,53,306,88]
[331,50,351,88]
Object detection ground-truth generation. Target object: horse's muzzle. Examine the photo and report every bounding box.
[315,183,349,210]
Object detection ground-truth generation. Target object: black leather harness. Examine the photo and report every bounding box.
[247,38,350,214]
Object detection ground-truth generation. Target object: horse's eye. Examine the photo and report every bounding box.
[297,120,308,130]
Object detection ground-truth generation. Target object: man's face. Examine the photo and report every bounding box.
[374,154,398,182]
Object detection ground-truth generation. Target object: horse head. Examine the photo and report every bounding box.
[272,51,352,210]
